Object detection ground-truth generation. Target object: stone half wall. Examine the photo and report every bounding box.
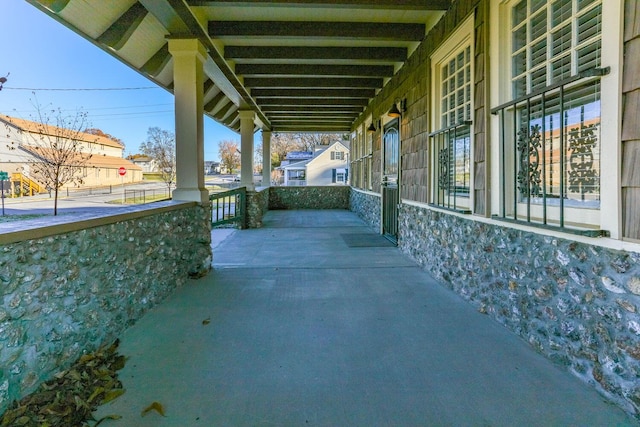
[0,202,212,413]
[349,189,381,232]
[269,186,349,210]
[398,203,640,418]
[246,187,269,228]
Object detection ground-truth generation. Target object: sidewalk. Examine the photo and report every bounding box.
[94,209,638,426]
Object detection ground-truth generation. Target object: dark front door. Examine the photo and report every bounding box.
[382,119,399,244]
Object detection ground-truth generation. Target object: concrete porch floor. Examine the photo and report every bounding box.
[95,210,637,426]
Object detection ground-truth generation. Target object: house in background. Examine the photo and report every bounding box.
[128,155,157,173]
[0,114,142,195]
[204,160,220,174]
[277,141,349,186]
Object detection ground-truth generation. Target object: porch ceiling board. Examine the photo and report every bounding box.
[250,88,375,98]
[27,0,450,133]
[257,98,369,107]
[266,113,359,119]
[188,0,450,11]
[272,125,353,132]
[225,46,407,63]
[209,21,425,41]
[244,77,383,89]
[260,105,364,113]
[97,2,148,51]
[235,64,395,78]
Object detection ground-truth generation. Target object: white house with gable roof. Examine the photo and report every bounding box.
[278,141,349,186]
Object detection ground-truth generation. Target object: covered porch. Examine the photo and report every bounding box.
[93,209,634,426]
[8,0,640,421]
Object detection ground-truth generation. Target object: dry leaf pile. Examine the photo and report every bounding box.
[0,339,126,427]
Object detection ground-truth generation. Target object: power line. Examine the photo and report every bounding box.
[9,103,173,114]
[4,86,160,91]
[91,110,173,118]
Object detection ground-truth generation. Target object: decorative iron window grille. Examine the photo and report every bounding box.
[429,122,472,213]
[491,69,607,236]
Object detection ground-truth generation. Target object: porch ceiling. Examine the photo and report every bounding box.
[28,0,449,133]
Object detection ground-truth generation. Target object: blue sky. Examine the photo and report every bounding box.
[1,1,241,161]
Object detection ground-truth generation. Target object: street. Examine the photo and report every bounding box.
[0,175,241,217]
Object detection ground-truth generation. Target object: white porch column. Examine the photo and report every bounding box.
[262,130,272,186]
[239,110,255,190]
[168,38,208,204]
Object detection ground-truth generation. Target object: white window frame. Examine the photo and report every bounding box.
[430,14,475,211]
[490,0,623,238]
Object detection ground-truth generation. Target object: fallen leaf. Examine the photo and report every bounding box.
[15,416,30,425]
[202,317,211,325]
[141,401,166,417]
[0,339,126,427]
[110,355,127,371]
[102,389,126,404]
[87,387,105,403]
[94,414,123,426]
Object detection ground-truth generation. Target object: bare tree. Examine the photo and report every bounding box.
[270,133,347,167]
[140,127,176,192]
[218,139,240,174]
[6,105,95,215]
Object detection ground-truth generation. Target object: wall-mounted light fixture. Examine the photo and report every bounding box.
[367,119,381,134]
[388,98,406,118]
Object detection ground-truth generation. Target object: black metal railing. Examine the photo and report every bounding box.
[65,185,113,197]
[490,68,608,236]
[429,121,472,213]
[210,187,246,228]
[123,188,171,204]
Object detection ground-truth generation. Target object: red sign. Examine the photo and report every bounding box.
[118,167,127,176]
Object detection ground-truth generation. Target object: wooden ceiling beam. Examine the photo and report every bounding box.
[97,2,148,51]
[188,0,451,10]
[225,46,406,62]
[205,90,228,113]
[141,43,171,77]
[270,118,355,124]
[272,125,352,132]
[257,98,368,106]
[35,0,71,13]
[209,21,424,41]
[267,114,359,120]
[235,64,394,77]
[245,77,382,89]
[261,106,363,112]
[251,88,375,98]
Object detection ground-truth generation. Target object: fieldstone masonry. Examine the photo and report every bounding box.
[349,189,381,233]
[246,188,269,229]
[0,203,212,413]
[397,203,640,418]
[269,186,349,210]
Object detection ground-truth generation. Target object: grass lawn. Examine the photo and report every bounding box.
[107,194,171,205]
[0,213,48,223]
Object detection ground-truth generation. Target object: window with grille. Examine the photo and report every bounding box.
[331,151,344,160]
[430,15,474,212]
[495,0,603,232]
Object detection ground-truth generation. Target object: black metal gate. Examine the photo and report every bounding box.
[382,119,399,244]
